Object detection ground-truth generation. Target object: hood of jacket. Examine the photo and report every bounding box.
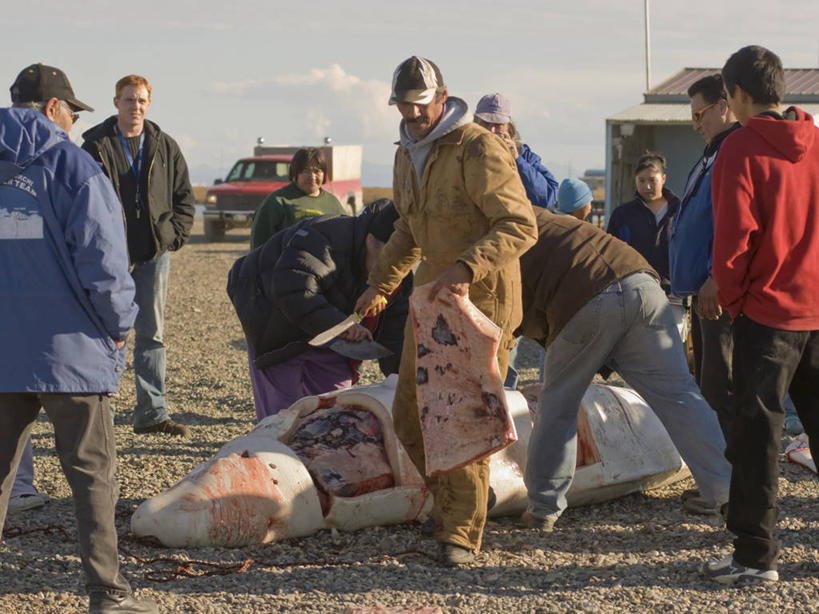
[0,107,68,183]
[745,106,816,163]
[398,97,471,180]
[398,96,470,147]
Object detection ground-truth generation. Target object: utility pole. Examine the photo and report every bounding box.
[644,0,652,91]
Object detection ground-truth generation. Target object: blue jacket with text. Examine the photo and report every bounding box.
[0,108,137,393]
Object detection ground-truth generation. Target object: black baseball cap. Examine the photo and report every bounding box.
[388,56,444,105]
[10,63,94,112]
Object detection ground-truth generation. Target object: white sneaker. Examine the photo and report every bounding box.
[702,554,779,584]
[7,492,50,514]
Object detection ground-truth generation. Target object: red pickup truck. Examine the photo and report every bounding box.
[202,145,363,242]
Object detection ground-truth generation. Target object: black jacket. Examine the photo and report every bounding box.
[227,211,411,372]
[607,187,680,293]
[82,117,195,257]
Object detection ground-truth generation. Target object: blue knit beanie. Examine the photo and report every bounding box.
[557,178,593,214]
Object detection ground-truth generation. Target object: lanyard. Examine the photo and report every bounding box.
[115,125,145,211]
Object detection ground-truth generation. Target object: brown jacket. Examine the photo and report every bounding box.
[368,122,537,334]
[518,209,657,348]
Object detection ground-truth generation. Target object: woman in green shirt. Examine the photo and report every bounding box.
[250,147,347,249]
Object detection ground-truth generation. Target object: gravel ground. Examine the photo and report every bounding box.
[2,220,817,614]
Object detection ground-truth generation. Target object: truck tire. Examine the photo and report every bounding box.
[204,219,226,242]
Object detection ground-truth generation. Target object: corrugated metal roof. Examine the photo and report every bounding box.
[607,102,819,125]
[645,68,819,103]
[607,103,692,124]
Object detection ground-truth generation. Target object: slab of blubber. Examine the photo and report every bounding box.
[410,283,517,476]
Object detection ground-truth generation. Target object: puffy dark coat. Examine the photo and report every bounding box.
[227,210,411,372]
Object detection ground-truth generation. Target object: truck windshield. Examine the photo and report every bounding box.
[226,160,290,182]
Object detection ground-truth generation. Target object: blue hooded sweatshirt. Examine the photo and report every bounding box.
[0,107,137,393]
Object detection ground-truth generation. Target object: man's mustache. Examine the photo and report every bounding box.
[405,116,430,125]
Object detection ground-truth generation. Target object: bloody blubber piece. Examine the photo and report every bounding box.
[410,283,517,476]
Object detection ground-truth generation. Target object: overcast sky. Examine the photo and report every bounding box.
[3,0,818,186]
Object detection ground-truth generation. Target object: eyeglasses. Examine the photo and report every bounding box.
[59,100,79,124]
[692,102,717,122]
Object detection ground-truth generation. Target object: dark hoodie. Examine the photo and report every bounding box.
[712,106,819,330]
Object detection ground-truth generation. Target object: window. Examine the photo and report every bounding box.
[226,160,290,182]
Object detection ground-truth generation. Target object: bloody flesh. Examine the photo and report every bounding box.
[410,283,518,476]
[285,405,395,504]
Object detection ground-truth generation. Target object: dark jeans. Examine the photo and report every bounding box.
[691,302,734,439]
[727,316,819,570]
[0,393,131,597]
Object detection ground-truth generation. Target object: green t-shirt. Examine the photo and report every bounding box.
[250,183,347,249]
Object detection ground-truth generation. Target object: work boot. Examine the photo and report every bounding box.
[439,543,475,566]
[134,418,189,437]
[520,510,557,532]
[89,593,159,614]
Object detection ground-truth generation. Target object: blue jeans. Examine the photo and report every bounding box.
[525,272,731,518]
[11,437,37,497]
[131,251,170,428]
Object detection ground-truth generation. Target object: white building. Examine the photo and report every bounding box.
[605,68,819,220]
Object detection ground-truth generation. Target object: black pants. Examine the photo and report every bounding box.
[727,316,819,570]
[691,300,734,439]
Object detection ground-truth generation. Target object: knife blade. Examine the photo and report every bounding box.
[307,296,388,347]
[329,339,394,360]
[308,312,362,346]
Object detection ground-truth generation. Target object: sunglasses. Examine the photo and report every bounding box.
[58,100,80,124]
[692,101,717,122]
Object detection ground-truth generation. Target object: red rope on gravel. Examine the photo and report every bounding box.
[3,519,439,583]
[116,536,439,582]
[2,524,72,540]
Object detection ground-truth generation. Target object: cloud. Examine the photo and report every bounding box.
[208,64,395,143]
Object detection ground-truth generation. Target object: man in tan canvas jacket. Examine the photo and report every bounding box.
[355,56,537,566]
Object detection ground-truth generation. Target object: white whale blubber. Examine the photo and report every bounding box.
[131,375,690,547]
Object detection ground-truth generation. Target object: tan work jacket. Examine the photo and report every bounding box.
[369,122,537,335]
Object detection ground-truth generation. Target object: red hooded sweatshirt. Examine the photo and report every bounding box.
[712,107,819,330]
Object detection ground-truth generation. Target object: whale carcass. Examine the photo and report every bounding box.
[131,376,690,547]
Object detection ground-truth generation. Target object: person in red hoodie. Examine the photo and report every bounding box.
[704,45,819,585]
